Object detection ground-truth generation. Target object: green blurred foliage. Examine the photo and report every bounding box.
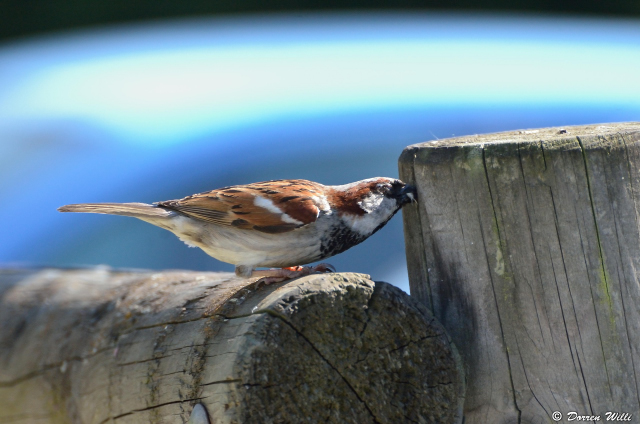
[1,0,639,42]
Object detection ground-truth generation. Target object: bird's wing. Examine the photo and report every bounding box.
[156,179,324,234]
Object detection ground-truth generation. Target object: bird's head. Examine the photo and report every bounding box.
[328,177,417,237]
[371,177,417,207]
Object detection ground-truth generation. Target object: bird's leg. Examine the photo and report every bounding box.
[240,263,336,286]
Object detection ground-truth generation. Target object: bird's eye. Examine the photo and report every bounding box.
[376,183,392,193]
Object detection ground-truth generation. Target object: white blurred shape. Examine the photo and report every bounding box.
[1,14,639,145]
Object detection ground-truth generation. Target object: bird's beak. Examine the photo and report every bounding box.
[400,184,418,205]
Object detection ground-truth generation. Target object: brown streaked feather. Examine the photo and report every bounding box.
[156,179,324,233]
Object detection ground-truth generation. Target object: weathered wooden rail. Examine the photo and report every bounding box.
[0,269,464,423]
[400,122,640,423]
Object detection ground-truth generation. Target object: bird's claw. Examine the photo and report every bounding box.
[282,263,336,274]
[254,276,286,287]
[252,263,336,287]
[311,263,336,273]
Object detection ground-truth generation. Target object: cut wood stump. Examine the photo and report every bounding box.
[399,122,640,424]
[0,268,464,424]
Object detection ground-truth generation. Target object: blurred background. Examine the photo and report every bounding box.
[1,2,639,293]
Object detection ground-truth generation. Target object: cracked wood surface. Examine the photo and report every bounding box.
[399,122,640,424]
[0,269,464,423]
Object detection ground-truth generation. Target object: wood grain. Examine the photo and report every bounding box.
[399,122,640,424]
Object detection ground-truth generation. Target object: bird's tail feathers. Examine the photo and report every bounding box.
[57,202,172,218]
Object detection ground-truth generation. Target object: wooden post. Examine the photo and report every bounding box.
[399,122,640,423]
[0,268,464,424]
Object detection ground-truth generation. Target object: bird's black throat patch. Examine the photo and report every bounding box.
[319,224,368,258]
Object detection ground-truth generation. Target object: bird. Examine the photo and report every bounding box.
[58,177,417,284]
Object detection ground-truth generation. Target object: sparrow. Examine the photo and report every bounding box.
[58,177,417,283]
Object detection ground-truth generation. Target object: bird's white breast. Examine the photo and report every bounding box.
[162,214,327,268]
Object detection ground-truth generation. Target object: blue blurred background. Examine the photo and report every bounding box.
[1,12,639,292]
